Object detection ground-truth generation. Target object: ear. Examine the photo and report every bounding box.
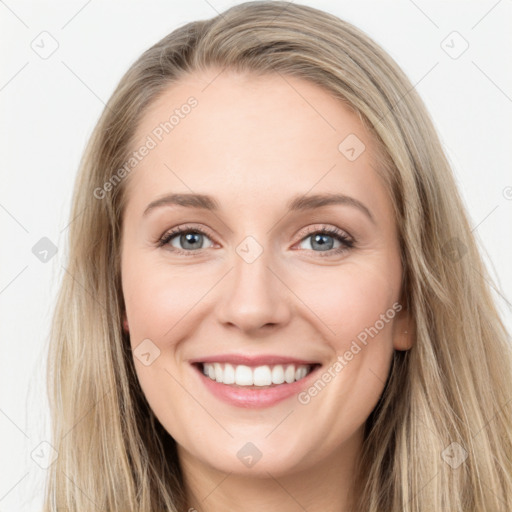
[392,307,414,351]
[122,312,129,333]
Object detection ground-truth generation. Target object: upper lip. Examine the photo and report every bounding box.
[189,354,321,366]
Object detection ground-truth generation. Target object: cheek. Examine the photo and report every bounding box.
[290,259,401,410]
[299,260,400,347]
[122,258,211,345]
[121,257,206,433]
[123,249,402,369]
[285,263,399,449]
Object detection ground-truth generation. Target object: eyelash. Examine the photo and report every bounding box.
[157,223,355,258]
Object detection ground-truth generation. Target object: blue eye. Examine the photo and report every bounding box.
[297,227,354,254]
[303,231,347,252]
[158,227,214,253]
[158,224,354,257]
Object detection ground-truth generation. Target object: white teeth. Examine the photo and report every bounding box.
[201,363,314,386]
[271,365,285,384]
[223,363,235,384]
[235,365,253,386]
[284,364,295,384]
[295,366,308,380]
[253,365,272,386]
[214,363,223,382]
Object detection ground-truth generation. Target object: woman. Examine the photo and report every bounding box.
[45,1,512,510]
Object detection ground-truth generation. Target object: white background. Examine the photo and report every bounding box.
[1,1,511,510]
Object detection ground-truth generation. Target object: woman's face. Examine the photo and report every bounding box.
[120,69,412,478]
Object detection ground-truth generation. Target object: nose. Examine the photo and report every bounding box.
[215,243,292,335]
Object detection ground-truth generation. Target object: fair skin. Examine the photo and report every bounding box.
[120,68,413,512]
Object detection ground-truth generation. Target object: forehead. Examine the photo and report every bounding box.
[123,69,389,216]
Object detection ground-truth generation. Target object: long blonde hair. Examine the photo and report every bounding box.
[45,2,512,510]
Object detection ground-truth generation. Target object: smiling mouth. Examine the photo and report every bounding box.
[196,362,320,388]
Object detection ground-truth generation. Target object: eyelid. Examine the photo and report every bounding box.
[292,224,354,257]
[157,222,355,256]
[295,224,353,242]
[157,223,217,251]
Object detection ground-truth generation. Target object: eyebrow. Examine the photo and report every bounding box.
[143,192,375,223]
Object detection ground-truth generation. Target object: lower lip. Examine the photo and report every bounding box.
[193,364,320,408]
